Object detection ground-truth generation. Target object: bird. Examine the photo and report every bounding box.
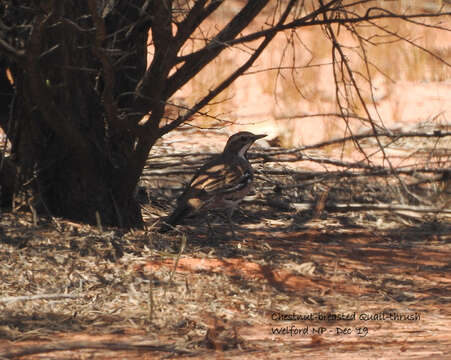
[160,131,266,236]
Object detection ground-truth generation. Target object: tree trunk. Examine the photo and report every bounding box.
[10,67,144,227]
[1,1,152,228]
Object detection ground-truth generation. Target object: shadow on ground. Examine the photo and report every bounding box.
[0,203,450,359]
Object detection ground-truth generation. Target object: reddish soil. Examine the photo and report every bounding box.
[0,206,450,359]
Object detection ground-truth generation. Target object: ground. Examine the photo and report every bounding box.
[0,211,450,359]
[0,130,450,359]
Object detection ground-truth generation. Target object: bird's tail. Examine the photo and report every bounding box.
[159,205,190,233]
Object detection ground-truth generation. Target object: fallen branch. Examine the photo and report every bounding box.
[290,202,451,214]
[260,167,451,177]
[264,129,451,155]
[0,340,192,359]
[147,129,451,160]
[142,167,451,179]
[0,293,81,304]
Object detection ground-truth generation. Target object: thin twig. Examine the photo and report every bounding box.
[164,234,187,297]
[0,293,81,303]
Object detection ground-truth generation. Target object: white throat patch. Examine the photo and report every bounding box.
[238,142,252,159]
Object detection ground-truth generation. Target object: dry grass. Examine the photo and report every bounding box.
[1,195,450,358]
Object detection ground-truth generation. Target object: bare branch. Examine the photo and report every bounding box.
[180,8,451,55]
[290,202,451,214]
[165,0,271,100]
[160,0,298,134]
[174,0,224,47]
[176,0,340,64]
[133,0,177,129]
[367,18,451,68]
[265,129,451,155]
[0,37,25,60]
[127,1,180,199]
[87,0,121,131]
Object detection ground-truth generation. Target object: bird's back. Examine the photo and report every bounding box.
[160,131,265,232]
[164,152,253,228]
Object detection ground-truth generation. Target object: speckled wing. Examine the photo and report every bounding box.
[160,155,253,231]
[189,158,252,197]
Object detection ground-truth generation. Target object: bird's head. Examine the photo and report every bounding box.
[223,131,266,158]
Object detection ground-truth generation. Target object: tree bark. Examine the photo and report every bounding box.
[0,1,151,227]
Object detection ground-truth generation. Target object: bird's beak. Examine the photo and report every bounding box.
[253,134,267,141]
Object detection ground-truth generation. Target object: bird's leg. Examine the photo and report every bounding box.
[206,212,213,234]
[226,208,238,240]
[205,212,219,245]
